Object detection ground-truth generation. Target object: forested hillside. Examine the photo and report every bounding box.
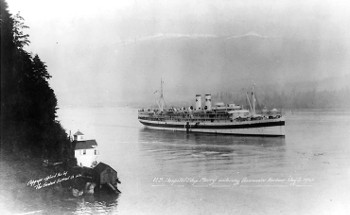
[1,0,72,160]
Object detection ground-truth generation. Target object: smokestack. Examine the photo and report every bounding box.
[205,94,212,111]
[195,94,202,110]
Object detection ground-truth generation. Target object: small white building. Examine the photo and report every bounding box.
[73,131,98,167]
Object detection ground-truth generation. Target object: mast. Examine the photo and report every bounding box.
[246,92,252,113]
[251,84,256,116]
[246,84,256,116]
[251,92,256,115]
[157,78,166,111]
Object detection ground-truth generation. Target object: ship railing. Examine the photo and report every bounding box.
[139,115,282,122]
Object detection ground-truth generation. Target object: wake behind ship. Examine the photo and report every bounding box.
[138,82,285,136]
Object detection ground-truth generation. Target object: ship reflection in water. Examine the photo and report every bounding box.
[138,128,286,177]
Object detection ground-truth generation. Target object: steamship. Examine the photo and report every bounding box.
[138,81,285,136]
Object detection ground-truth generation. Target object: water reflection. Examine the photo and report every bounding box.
[2,190,120,214]
[138,128,286,177]
[74,193,120,214]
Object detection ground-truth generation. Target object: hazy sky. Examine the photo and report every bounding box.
[7,0,350,106]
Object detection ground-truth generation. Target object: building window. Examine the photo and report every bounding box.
[81,149,86,155]
[94,150,97,155]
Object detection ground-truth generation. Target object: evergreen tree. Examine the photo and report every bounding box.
[1,0,72,160]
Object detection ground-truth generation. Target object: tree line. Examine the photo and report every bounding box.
[1,0,73,160]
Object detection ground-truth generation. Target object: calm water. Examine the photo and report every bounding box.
[10,108,350,214]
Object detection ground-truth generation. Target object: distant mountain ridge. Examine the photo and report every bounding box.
[56,32,350,107]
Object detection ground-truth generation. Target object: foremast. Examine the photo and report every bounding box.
[246,84,257,116]
[156,78,166,112]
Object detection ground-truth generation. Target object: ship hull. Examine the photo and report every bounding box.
[139,118,285,136]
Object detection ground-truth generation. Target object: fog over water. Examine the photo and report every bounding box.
[8,0,350,106]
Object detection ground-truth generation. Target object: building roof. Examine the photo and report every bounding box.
[73,131,84,135]
[93,162,117,174]
[74,140,97,150]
